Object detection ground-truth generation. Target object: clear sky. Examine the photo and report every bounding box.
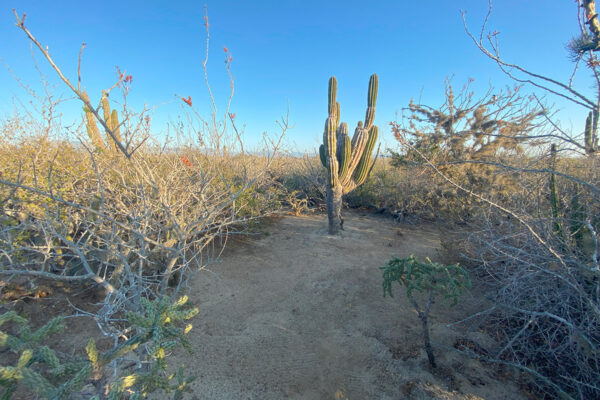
[0,1,592,153]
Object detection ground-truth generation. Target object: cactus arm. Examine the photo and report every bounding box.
[585,110,598,154]
[336,121,348,144]
[364,74,378,129]
[585,112,593,155]
[358,142,382,190]
[319,144,327,167]
[593,109,599,151]
[353,125,379,185]
[110,109,122,151]
[83,91,107,151]
[101,91,112,128]
[338,129,351,180]
[101,91,121,153]
[328,77,337,115]
[336,121,348,152]
[341,122,369,186]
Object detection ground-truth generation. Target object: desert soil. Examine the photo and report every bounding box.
[167,210,527,400]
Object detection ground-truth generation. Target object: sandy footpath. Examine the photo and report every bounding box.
[168,210,525,400]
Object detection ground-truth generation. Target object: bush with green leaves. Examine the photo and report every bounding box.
[381,255,470,367]
[0,295,198,399]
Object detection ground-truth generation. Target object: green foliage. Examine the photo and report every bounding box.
[0,296,198,399]
[381,255,470,368]
[381,255,470,306]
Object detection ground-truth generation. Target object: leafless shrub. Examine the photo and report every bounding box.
[387,75,599,399]
[0,8,286,396]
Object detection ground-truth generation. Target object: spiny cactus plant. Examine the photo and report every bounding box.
[100,90,123,153]
[0,296,197,399]
[83,90,123,153]
[82,91,107,152]
[584,110,598,155]
[319,74,379,234]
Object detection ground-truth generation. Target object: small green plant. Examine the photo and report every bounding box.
[381,255,470,368]
[0,296,198,399]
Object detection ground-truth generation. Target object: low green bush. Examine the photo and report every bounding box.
[0,296,198,399]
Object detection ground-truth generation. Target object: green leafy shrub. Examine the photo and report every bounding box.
[381,255,470,367]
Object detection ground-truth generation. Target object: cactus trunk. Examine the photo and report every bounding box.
[326,184,344,234]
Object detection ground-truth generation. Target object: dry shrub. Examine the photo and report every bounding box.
[0,9,288,397]
[388,78,600,398]
[276,154,327,210]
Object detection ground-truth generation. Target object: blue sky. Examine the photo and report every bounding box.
[0,1,592,152]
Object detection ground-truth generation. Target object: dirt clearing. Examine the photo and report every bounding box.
[169,210,525,400]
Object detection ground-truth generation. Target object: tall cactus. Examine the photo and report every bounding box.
[584,110,598,155]
[320,74,379,234]
[83,90,123,153]
[82,91,107,151]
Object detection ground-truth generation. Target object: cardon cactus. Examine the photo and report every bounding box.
[83,90,122,153]
[584,110,598,155]
[83,91,107,151]
[320,74,379,234]
[101,90,123,152]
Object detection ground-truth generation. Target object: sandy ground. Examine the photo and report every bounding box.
[166,210,527,400]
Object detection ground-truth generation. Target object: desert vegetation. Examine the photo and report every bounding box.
[319,74,379,234]
[1,9,287,398]
[1,2,600,400]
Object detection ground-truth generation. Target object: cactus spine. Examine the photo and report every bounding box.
[321,74,379,234]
